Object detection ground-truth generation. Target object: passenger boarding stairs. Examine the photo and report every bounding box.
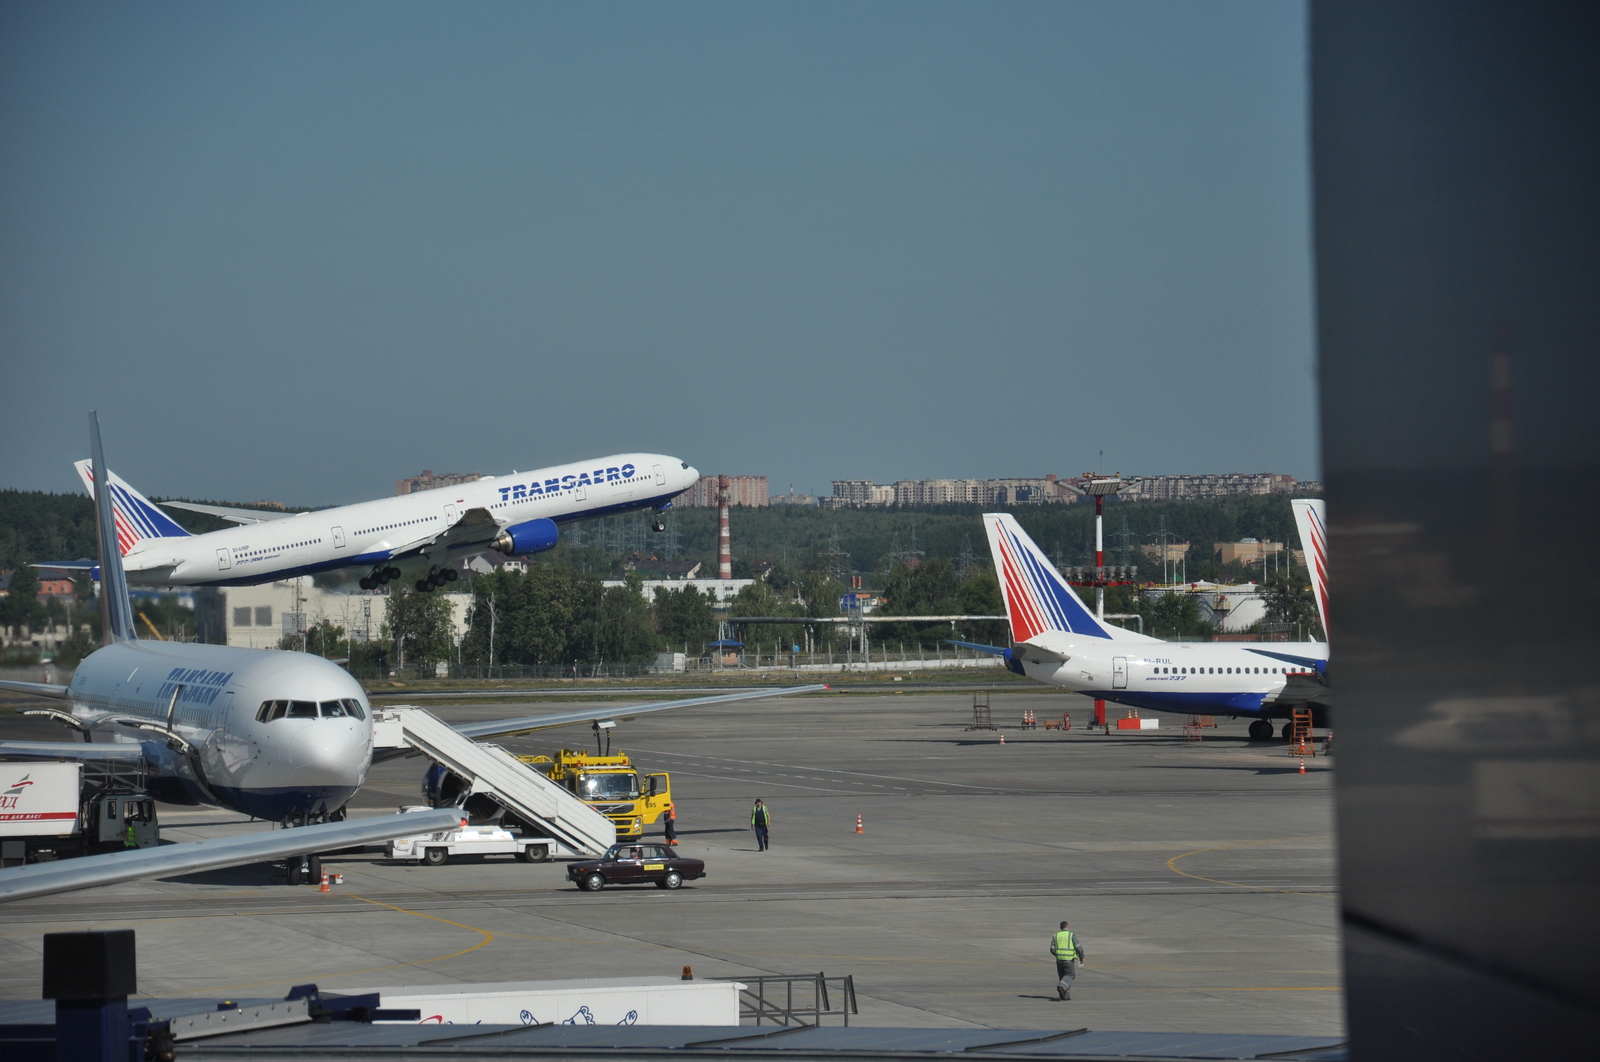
[373,707,616,856]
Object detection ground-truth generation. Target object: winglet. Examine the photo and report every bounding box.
[89,413,137,645]
[1290,499,1328,642]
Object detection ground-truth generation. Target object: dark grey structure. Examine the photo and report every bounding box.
[1312,1,1599,1056]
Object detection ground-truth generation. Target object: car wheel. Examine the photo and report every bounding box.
[662,871,683,890]
[423,848,448,867]
[582,872,605,892]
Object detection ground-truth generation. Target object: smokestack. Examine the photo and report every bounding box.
[717,474,732,580]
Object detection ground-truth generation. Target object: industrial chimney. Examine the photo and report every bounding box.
[717,474,732,580]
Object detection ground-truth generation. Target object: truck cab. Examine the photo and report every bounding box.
[519,750,670,842]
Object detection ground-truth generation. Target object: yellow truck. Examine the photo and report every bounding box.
[518,749,671,842]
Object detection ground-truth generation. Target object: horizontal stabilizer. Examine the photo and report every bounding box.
[0,679,70,700]
[0,808,461,904]
[452,684,830,741]
[161,499,296,524]
[31,559,96,572]
[946,639,1010,657]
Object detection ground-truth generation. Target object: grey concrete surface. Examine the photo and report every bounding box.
[0,691,1341,1035]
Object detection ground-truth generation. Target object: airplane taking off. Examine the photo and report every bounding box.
[0,414,820,900]
[970,509,1329,739]
[44,450,700,591]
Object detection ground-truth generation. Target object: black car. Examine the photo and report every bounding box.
[567,843,706,891]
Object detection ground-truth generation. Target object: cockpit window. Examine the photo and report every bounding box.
[257,698,366,721]
[256,700,288,722]
[321,700,347,718]
[287,700,318,719]
[341,698,366,720]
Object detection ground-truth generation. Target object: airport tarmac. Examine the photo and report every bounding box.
[0,690,1341,1036]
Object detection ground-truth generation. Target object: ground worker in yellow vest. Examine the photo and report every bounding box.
[1050,921,1086,999]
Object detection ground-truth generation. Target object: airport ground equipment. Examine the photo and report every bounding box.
[519,748,670,842]
[0,760,158,867]
[374,707,617,856]
[342,976,743,1026]
[965,692,995,731]
[0,806,460,903]
[710,973,859,1028]
[387,806,577,864]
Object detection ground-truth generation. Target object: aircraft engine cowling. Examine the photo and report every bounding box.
[490,518,559,557]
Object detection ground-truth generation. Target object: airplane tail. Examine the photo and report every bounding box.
[982,513,1153,643]
[74,458,192,557]
[1291,499,1329,642]
[87,414,136,644]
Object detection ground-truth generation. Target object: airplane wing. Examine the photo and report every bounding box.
[449,684,831,742]
[0,679,71,700]
[0,807,461,904]
[160,500,296,524]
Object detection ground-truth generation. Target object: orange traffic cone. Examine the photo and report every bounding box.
[999,731,1005,745]
[855,814,864,834]
[1298,758,1306,775]
[318,872,330,893]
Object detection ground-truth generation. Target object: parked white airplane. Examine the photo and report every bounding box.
[968,507,1329,739]
[0,414,819,899]
[44,451,700,591]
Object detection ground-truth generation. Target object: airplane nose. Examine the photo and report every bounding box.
[289,722,367,785]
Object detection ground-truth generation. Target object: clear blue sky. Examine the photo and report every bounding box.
[1,1,1314,506]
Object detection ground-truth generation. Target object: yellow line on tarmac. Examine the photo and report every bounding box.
[207,894,495,991]
[1164,836,1331,894]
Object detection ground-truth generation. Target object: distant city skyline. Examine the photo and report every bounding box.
[1,3,1315,504]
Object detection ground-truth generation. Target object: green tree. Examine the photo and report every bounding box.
[877,559,962,645]
[582,582,660,665]
[1260,573,1325,640]
[1,563,43,635]
[384,584,456,673]
[281,618,348,658]
[1139,591,1211,640]
[651,584,716,653]
[956,570,1008,645]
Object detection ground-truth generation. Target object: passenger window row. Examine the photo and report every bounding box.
[255,698,366,722]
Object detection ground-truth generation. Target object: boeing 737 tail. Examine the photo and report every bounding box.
[74,459,192,556]
[982,512,1155,644]
[1290,499,1329,642]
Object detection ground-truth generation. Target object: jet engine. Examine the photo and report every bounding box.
[490,518,559,557]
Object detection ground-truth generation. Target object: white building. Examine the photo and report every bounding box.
[601,578,753,606]
[195,579,473,649]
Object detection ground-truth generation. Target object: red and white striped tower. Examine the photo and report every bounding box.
[1081,474,1125,731]
[717,474,732,580]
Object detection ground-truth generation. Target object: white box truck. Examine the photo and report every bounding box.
[0,760,158,866]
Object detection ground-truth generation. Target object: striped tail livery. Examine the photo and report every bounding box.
[74,460,192,557]
[983,513,1149,644]
[1290,499,1328,642]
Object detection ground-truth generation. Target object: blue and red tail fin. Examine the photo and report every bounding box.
[1290,499,1328,642]
[74,459,192,557]
[982,513,1150,643]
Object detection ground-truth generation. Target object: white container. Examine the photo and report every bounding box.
[355,976,743,1027]
[0,763,81,837]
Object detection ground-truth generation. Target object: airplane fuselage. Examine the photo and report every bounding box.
[59,640,374,821]
[1010,636,1329,719]
[121,453,698,586]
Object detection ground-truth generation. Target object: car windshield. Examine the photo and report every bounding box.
[578,773,638,800]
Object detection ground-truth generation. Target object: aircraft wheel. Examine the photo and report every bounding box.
[651,520,666,532]
[1281,722,1295,740]
[415,579,432,593]
[286,858,303,886]
[1248,720,1271,740]
[307,854,322,882]
[359,577,373,590]
[386,566,401,581]
[443,568,458,582]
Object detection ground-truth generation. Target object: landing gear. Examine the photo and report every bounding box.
[1248,719,1273,741]
[415,566,460,593]
[651,519,666,533]
[361,566,402,591]
[1281,721,1295,741]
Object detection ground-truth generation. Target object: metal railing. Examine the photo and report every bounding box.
[712,973,858,1027]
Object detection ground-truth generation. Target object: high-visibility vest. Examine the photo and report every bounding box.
[752,806,769,826]
[1053,930,1076,959]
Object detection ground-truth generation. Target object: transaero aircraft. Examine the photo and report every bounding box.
[46,451,700,591]
[0,415,817,901]
[966,509,1329,739]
